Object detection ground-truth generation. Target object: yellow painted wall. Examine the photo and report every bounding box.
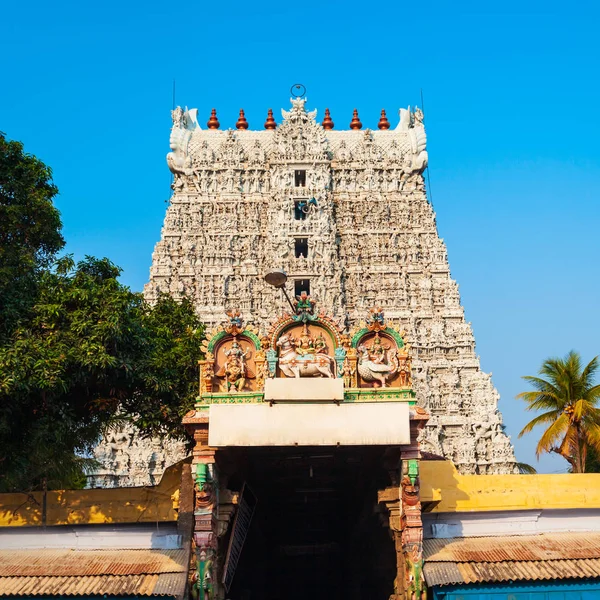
[421,460,600,512]
[0,461,184,527]
[4,456,598,526]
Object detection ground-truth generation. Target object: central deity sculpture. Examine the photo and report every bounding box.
[276,324,335,378]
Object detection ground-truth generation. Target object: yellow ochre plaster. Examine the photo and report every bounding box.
[421,460,600,513]
[0,460,184,527]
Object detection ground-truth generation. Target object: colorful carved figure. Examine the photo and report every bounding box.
[314,331,328,355]
[368,306,385,327]
[226,309,243,329]
[398,350,412,388]
[293,291,316,323]
[341,357,356,388]
[216,340,252,392]
[277,327,334,378]
[255,359,271,388]
[295,327,316,355]
[401,472,425,600]
[200,354,215,394]
[357,335,398,387]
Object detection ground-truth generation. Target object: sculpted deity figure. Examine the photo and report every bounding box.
[367,306,385,328]
[398,351,412,388]
[314,332,328,355]
[217,340,251,392]
[341,357,356,388]
[357,334,399,388]
[293,290,317,323]
[276,325,335,378]
[295,329,316,356]
[226,309,243,329]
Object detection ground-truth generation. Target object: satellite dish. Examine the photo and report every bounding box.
[264,270,288,288]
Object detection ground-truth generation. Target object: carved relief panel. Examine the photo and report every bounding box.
[349,309,412,390]
[274,322,337,378]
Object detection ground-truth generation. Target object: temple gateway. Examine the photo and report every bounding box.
[95,96,517,486]
[90,96,522,598]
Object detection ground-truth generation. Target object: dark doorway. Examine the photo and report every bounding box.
[218,446,397,600]
[294,170,307,187]
[294,279,310,297]
[294,238,308,258]
[294,200,307,220]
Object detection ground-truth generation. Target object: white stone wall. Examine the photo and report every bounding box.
[92,99,517,486]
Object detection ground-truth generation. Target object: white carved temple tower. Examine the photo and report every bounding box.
[92,97,517,486]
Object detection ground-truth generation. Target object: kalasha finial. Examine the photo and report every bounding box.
[349,108,362,130]
[322,108,334,130]
[207,108,220,129]
[236,109,248,130]
[264,108,276,130]
[378,109,390,130]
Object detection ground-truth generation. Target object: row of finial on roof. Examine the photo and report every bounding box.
[205,108,392,131]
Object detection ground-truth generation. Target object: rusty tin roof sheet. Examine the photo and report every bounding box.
[424,532,600,586]
[0,549,187,597]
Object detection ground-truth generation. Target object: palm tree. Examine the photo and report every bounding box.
[517,351,600,473]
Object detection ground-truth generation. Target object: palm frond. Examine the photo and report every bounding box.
[519,410,561,437]
[536,412,570,458]
[585,422,600,451]
[581,356,600,387]
[557,424,578,460]
[519,375,561,397]
[584,383,600,403]
[516,462,538,474]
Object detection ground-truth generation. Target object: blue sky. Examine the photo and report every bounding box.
[2,0,599,473]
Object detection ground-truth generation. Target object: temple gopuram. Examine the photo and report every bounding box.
[94,96,517,487]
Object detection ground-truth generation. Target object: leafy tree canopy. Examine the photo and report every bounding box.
[0,256,204,492]
[0,136,204,492]
[0,133,65,338]
[517,351,600,473]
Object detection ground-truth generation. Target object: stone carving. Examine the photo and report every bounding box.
[357,335,398,388]
[276,326,335,378]
[215,340,251,392]
[88,423,187,488]
[293,290,317,322]
[167,107,199,183]
[92,97,518,485]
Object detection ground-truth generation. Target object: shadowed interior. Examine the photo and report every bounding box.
[218,446,397,600]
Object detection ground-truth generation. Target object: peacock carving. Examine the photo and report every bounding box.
[357,338,399,388]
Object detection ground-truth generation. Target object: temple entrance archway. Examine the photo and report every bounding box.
[218,445,398,600]
[186,309,429,600]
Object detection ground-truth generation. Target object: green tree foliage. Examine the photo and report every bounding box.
[0,135,204,492]
[126,294,205,440]
[0,133,65,338]
[517,351,600,473]
[0,256,204,492]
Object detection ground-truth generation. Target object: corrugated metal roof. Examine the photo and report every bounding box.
[424,559,600,586]
[0,574,186,596]
[0,549,186,578]
[424,532,600,562]
[423,532,600,587]
[0,549,188,597]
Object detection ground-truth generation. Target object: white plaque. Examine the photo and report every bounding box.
[208,402,410,446]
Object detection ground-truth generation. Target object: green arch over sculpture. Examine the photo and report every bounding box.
[206,329,262,354]
[350,326,404,349]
